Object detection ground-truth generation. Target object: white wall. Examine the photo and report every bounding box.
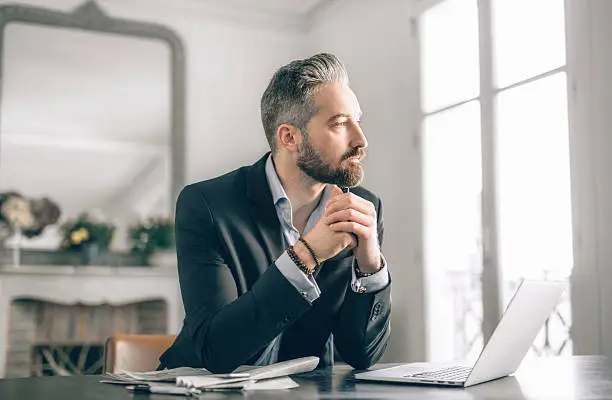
[308,0,427,362]
[1,0,306,184]
[589,0,612,360]
[568,0,612,358]
[175,21,305,182]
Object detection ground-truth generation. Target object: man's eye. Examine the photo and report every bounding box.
[333,121,348,127]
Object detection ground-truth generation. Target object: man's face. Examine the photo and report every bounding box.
[296,83,367,188]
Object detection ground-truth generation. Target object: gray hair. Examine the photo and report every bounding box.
[261,53,349,153]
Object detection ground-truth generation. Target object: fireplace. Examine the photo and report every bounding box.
[0,264,183,378]
[6,299,167,377]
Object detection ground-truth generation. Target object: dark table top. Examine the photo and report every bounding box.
[1,356,610,400]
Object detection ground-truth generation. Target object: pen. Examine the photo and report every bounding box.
[199,387,245,392]
[128,384,201,396]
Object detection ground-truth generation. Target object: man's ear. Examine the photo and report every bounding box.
[277,124,300,153]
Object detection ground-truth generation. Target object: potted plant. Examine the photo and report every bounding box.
[60,212,115,265]
[128,216,175,266]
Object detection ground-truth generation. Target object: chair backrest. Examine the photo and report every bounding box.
[103,334,175,373]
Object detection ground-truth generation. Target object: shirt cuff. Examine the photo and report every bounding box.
[276,251,321,303]
[350,254,390,294]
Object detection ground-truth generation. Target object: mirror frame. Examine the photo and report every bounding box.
[0,0,186,213]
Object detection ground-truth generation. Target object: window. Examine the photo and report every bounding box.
[420,0,572,360]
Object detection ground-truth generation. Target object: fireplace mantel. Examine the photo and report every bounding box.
[0,265,183,378]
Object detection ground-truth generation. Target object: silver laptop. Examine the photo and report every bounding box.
[355,280,565,387]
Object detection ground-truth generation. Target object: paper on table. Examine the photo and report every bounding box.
[176,375,239,388]
[108,366,211,382]
[248,356,320,380]
[135,377,299,394]
[242,377,299,391]
[176,356,319,389]
[192,377,299,391]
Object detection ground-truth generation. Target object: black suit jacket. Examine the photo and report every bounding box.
[159,154,391,373]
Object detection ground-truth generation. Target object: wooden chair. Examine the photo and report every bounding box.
[103,334,175,373]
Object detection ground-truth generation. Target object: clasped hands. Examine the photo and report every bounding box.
[294,186,381,274]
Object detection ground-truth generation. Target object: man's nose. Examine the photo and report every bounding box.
[349,121,368,149]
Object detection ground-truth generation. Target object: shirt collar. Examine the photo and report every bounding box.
[264,154,334,208]
[265,154,289,205]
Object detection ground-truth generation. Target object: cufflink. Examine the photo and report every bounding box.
[352,280,367,294]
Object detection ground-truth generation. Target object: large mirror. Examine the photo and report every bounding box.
[0,1,185,262]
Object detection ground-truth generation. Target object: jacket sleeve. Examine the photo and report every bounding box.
[332,197,392,369]
[175,185,312,373]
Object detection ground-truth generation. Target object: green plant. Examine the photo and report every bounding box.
[60,212,115,251]
[129,217,174,255]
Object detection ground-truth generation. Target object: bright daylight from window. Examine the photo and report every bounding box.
[421,0,572,362]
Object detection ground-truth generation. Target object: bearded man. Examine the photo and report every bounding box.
[159,53,391,373]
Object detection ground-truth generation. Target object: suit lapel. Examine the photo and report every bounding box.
[246,153,284,265]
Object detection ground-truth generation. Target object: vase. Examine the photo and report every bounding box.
[80,242,100,265]
[0,223,10,251]
[11,228,23,267]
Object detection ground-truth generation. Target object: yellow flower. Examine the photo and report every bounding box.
[70,228,89,245]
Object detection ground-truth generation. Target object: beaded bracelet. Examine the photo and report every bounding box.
[354,255,385,278]
[298,237,321,270]
[286,245,312,276]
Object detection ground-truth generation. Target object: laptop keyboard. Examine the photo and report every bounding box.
[408,366,472,382]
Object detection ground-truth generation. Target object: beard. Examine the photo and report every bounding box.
[296,133,365,188]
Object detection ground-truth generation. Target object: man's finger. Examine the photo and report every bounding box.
[325,209,373,227]
[329,221,369,239]
[331,192,374,212]
[346,234,358,250]
[325,197,375,218]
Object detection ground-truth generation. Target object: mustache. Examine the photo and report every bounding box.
[342,147,366,161]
